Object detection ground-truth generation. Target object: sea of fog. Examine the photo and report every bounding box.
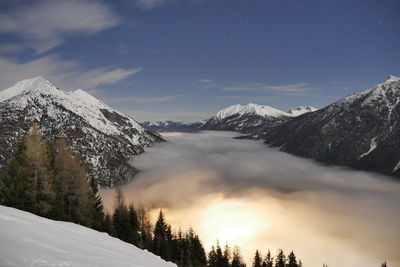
[101,131,400,267]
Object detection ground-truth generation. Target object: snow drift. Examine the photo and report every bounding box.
[0,205,176,267]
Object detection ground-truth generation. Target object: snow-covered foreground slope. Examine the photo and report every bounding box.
[0,205,176,267]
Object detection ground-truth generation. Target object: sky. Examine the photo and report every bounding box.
[0,0,399,122]
[101,131,400,266]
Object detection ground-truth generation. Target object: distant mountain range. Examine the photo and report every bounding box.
[141,121,203,133]
[200,103,317,135]
[0,76,163,187]
[143,104,318,136]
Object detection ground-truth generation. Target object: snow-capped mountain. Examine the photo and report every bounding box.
[288,105,318,116]
[214,103,290,120]
[264,75,400,178]
[0,76,163,187]
[141,121,203,133]
[201,103,292,134]
[0,205,176,267]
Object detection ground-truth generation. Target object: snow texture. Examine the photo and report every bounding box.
[263,75,400,178]
[0,205,176,267]
[214,103,290,120]
[0,76,145,145]
[287,106,318,116]
[0,76,162,187]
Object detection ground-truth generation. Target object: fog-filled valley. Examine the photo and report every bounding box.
[101,131,400,267]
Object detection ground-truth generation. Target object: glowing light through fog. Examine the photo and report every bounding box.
[199,200,268,249]
[100,132,400,266]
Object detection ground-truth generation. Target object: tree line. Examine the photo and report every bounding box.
[107,187,302,267]
[0,127,389,267]
[0,126,104,229]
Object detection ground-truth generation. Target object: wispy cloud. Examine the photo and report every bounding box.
[133,0,177,9]
[106,94,183,103]
[132,0,215,10]
[194,79,217,90]
[223,82,313,94]
[0,54,140,90]
[197,79,214,84]
[0,0,120,53]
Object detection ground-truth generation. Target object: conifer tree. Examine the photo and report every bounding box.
[0,134,33,211]
[187,229,207,267]
[207,241,229,267]
[287,251,298,267]
[112,188,134,243]
[137,205,153,250]
[207,245,218,267]
[152,210,172,260]
[24,126,54,215]
[128,204,140,245]
[223,243,231,265]
[89,177,105,231]
[263,250,273,267]
[0,127,55,215]
[381,263,387,267]
[274,249,286,267]
[253,250,263,267]
[102,213,113,235]
[53,139,94,226]
[171,228,185,266]
[231,246,246,267]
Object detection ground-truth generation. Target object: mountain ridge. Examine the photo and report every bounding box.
[263,75,400,178]
[0,76,163,187]
[200,103,316,134]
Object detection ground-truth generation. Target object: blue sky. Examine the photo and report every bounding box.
[0,0,399,121]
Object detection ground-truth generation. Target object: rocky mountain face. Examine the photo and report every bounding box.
[141,121,203,133]
[0,76,163,187]
[263,75,400,178]
[201,103,294,135]
[288,106,318,116]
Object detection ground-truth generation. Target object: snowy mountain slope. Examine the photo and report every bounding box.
[288,106,318,116]
[141,121,204,132]
[0,76,163,187]
[263,75,400,178]
[201,103,292,134]
[0,205,176,267]
[214,103,290,120]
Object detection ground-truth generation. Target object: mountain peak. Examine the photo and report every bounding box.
[0,76,58,102]
[385,75,400,83]
[215,103,290,120]
[16,76,55,90]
